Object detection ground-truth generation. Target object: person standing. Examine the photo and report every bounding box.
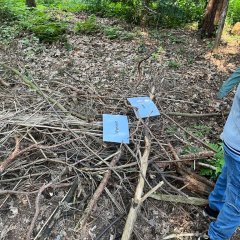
[199,68,240,240]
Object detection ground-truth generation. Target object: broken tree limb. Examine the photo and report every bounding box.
[0,139,40,173]
[0,137,20,173]
[121,136,151,240]
[75,149,122,236]
[168,142,214,195]
[26,182,53,240]
[149,193,208,206]
[198,162,217,170]
[141,181,164,203]
[163,233,201,239]
[166,111,228,118]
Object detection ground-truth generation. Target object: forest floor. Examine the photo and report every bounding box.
[0,13,240,240]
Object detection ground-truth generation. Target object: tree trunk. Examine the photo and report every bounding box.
[26,0,36,8]
[201,0,225,37]
[214,0,225,24]
[213,0,229,49]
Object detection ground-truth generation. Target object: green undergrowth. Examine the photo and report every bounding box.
[74,15,136,40]
[200,143,224,178]
[1,0,239,44]
[170,124,224,180]
[0,0,69,43]
[74,14,98,34]
[0,0,136,43]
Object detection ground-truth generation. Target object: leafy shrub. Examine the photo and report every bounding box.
[228,0,240,25]
[103,26,135,40]
[74,14,98,34]
[0,0,25,22]
[200,143,224,178]
[31,22,67,42]
[0,25,20,44]
[0,0,68,43]
[151,0,205,27]
[168,60,180,68]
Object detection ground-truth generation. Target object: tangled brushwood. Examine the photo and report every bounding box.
[0,58,220,239]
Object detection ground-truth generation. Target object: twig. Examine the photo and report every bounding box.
[0,137,20,173]
[0,140,40,173]
[166,111,228,118]
[140,181,164,203]
[163,233,201,239]
[135,49,159,88]
[34,178,79,240]
[26,182,53,240]
[153,164,188,197]
[121,136,151,240]
[0,172,50,183]
[0,78,10,87]
[75,149,122,235]
[162,112,217,153]
[95,214,125,240]
[149,193,208,206]
[0,189,39,195]
[0,63,87,120]
[198,162,217,170]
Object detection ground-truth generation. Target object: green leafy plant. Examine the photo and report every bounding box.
[151,46,164,60]
[74,14,98,34]
[103,26,135,40]
[0,25,20,43]
[31,22,67,42]
[200,143,224,178]
[167,60,180,69]
[228,0,240,24]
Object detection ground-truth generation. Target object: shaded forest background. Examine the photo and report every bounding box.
[0,0,240,44]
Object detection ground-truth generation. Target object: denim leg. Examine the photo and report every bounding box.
[209,164,227,211]
[208,146,240,240]
[208,184,240,240]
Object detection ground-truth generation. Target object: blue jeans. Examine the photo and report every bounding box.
[208,145,240,240]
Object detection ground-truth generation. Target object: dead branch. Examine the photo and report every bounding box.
[121,135,151,240]
[0,63,87,120]
[0,137,20,173]
[166,111,228,118]
[163,233,201,239]
[26,182,53,240]
[141,181,164,203]
[168,142,214,195]
[0,139,40,173]
[149,193,208,206]
[75,149,122,236]
[162,112,217,153]
[179,151,214,160]
[0,189,39,195]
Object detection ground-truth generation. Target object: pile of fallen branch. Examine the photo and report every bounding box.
[0,62,219,239]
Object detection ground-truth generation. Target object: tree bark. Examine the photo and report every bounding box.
[214,0,225,24]
[201,0,225,37]
[213,0,229,49]
[26,0,36,8]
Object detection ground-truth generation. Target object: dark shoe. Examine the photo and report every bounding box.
[203,205,219,220]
